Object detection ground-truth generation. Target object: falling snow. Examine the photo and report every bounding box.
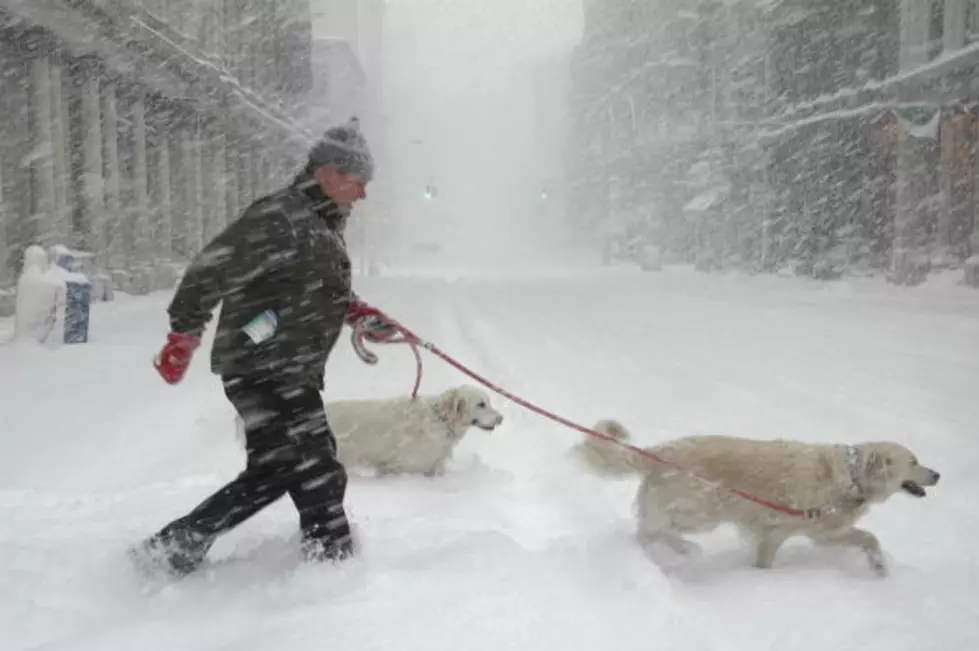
[1,1,979,650]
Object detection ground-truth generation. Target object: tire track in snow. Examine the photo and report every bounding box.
[432,282,724,651]
[439,286,651,547]
[434,287,626,532]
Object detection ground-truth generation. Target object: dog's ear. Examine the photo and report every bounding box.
[451,390,469,419]
[439,388,468,421]
[865,452,891,477]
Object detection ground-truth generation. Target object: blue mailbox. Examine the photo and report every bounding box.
[62,280,91,344]
[51,247,93,345]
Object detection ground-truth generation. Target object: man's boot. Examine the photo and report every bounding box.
[129,525,215,578]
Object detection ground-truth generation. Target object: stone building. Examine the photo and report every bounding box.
[567,0,979,286]
[0,0,315,302]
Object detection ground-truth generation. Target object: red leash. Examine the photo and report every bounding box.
[350,314,828,520]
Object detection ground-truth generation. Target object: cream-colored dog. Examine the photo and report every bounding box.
[237,385,504,477]
[574,419,940,576]
[328,384,503,476]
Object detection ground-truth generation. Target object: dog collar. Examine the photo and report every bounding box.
[843,445,867,500]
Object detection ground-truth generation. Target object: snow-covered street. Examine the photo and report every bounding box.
[2,265,978,651]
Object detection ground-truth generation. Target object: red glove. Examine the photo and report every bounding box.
[153,332,201,385]
[344,297,384,326]
[345,298,398,342]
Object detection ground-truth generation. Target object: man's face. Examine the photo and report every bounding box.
[315,165,367,210]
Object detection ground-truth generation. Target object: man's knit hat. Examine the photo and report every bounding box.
[308,117,374,182]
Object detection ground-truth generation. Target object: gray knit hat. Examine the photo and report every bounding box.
[308,117,374,182]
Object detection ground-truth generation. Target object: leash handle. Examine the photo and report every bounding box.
[350,317,424,398]
[350,321,380,365]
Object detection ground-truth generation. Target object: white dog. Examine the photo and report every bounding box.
[574,419,940,576]
[236,384,504,477]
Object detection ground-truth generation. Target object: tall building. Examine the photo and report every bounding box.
[531,51,572,220]
[0,0,315,303]
[759,0,979,285]
[312,0,385,138]
[314,0,384,89]
[567,0,710,261]
[307,38,368,129]
[568,0,979,286]
[310,0,388,272]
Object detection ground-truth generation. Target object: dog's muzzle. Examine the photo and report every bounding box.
[901,481,926,497]
[902,469,939,497]
[473,414,503,431]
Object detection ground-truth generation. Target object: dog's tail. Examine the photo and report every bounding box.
[573,419,657,476]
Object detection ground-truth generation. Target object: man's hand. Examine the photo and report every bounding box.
[359,315,399,343]
[345,297,398,341]
[344,296,381,326]
[153,332,201,384]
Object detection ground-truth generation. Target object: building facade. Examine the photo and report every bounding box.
[760,0,979,285]
[566,0,716,263]
[567,0,979,286]
[0,0,315,301]
[307,39,367,133]
[310,0,388,273]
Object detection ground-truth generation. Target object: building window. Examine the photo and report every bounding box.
[929,0,944,60]
[967,1,978,44]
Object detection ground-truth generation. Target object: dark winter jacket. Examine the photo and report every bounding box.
[167,172,353,390]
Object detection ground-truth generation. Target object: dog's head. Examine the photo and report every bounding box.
[855,442,940,501]
[439,385,504,434]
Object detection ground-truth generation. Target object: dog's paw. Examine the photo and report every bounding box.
[423,463,446,478]
[639,540,699,573]
[867,549,889,577]
[671,538,703,557]
[639,533,702,558]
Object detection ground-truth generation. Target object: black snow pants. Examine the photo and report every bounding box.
[138,374,352,576]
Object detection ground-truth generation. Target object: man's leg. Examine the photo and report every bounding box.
[289,453,353,561]
[224,374,302,463]
[136,460,291,575]
[133,376,297,576]
[277,385,354,561]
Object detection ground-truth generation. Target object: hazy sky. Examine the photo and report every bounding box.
[379,0,583,252]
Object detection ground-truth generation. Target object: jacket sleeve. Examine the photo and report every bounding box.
[167,203,298,336]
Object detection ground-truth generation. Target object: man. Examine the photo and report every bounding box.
[131,119,395,577]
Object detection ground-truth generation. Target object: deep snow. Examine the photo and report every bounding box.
[2,263,978,650]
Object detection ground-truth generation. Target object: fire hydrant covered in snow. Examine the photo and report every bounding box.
[15,245,92,346]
